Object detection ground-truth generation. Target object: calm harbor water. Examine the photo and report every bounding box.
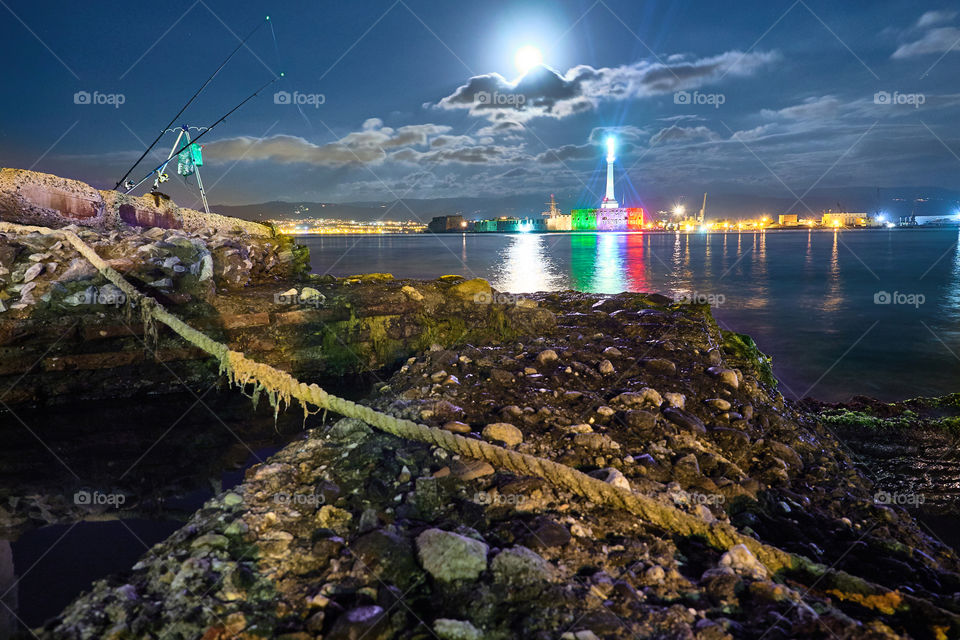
[300,229,960,403]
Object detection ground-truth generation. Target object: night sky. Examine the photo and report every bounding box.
[1,0,958,211]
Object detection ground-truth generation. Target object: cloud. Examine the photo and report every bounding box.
[433,50,778,122]
[535,126,647,164]
[893,26,960,58]
[761,95,845,120]
[917,10,957,28]
[205,120,451,167]
[649,125,720,146]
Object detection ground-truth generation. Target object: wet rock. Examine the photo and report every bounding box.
[700,566,741,605]
[526,517,571,549]
[416,528,488,582]
[663,392,685,409]
[482,422,523,447]
[598,359,615,375]
[662,407,706,434]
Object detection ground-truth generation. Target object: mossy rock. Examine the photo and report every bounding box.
[721,330,776,387]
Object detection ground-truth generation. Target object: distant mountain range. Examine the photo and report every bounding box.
[212,186,960,224]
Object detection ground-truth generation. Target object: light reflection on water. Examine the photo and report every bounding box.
[301,229,960,402]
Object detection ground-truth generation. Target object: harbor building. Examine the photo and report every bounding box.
[571,137,644,231]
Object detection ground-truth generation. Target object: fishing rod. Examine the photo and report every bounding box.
[124,73,283,194]
[114,16,273,191]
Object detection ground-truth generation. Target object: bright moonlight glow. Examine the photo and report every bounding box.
[514,45,543,74]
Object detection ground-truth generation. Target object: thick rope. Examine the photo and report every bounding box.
[2,221,956,629]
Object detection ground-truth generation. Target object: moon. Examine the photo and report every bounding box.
[514,45,543,74]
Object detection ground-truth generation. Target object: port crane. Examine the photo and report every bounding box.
[698,193,707,224]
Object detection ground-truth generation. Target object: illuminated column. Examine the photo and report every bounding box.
[602,137,618,209]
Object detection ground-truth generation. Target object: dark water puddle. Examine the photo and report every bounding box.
[1,375,376,634]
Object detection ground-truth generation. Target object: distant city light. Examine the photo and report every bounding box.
[672,205,685,216]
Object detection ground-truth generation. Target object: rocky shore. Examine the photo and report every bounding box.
[3,169,959,639]
[30,290,960,639]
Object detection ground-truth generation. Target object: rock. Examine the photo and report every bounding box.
[705,398,731,412]
[442,421,471,434]
[489,368,514,384]
[401,284,424,301]
[602,346,622,357]
[673,453,702,484]
[708,367,739,389]
[598,359,615,375]
[317,505,353,535]
[416,528,488,582]
[526,517,571,549]
[624,410,658,432]
[573,432,620,451]
[610,388,662,409]
[56,258,96,282]
[22,262,43,282]
[448,278,492,300]
[643,358,677,375]
[327,606,389,640]
[719,544,768,580]
[663,392,685,409]
[327,418,373,444]
[482,422,523,447]
[434,619,482,640]
[592,467,631,491]
[536,349,559,365]
[701,566,741,605]
[491,546,553,587]
[643,565,666,585]
[662,407,706,434]
[300,286,324,304]
[450,459,495,480]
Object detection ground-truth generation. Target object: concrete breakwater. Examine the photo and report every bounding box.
[24,287,960,639]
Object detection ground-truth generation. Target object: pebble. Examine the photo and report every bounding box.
[536,349,559,365]
[598,359,615,375]
[450,459,494,480]
[482,422,523,447]
[663,392,686,409]
[442,421,471,434]
[708,367,740,389]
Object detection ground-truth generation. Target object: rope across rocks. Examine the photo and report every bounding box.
[2,221,955,632]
